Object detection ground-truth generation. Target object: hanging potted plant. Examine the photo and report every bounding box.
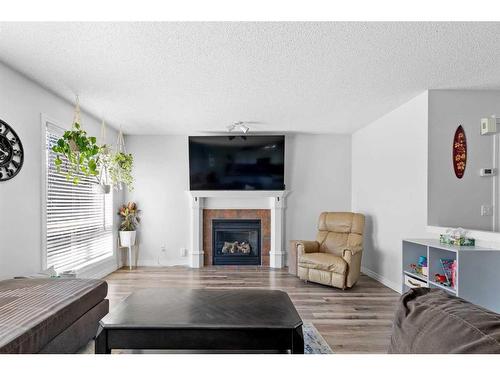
[97,144,113,193]
[118,202,141,247]
[110,151,134,191]
[52,123,101,184]
[109,128,134,191]
[52,97,102,185]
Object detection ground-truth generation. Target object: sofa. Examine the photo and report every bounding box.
[0,278,108,354]
[389,288,500,354]
[294,212,365,289]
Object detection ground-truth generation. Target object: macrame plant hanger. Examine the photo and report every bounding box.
[73,96,81,126]
[98,119,111,192]
[68,96,81,155]
[115,126,127,190]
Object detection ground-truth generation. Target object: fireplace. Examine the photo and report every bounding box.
[190,191,287,268]
[212,219,261,265]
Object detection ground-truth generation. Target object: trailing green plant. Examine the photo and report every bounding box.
[52,123,101,184]
[110,151,134,191]
[96,144,113,190]
[118,202,140,231]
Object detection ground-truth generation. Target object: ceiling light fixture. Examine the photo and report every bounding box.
[227,121,249,133]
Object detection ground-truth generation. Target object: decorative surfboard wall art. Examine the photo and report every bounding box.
[453,125,467,179]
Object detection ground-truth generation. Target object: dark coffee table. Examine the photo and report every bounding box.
[95,288,303,354]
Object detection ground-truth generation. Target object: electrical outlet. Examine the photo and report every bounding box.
[160,245,166,252]
[180,248,187,257]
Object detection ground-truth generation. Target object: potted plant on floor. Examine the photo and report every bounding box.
[118,202,141,247]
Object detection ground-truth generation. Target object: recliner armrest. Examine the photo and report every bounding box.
[342,246,363,259]
[295,240,320,256]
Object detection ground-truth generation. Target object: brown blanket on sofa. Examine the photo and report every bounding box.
[389,288,500,354]
[0,278,107,353]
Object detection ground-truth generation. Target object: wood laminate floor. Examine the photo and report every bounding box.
[104,266,400,354]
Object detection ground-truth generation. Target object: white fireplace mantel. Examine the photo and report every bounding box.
[187,190,289,269]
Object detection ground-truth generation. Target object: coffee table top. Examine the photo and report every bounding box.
[101,288,302,330]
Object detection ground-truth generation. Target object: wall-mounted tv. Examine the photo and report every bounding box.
[189,135,285,190]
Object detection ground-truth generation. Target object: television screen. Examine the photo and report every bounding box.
[189,135,285,190]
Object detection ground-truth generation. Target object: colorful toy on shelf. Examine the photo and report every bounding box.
[435,274,448,285]
[440,258,455,287]
[408,255,429,277]
[418,256,428,276]
[409,263,422,275]
[451,260,457,288]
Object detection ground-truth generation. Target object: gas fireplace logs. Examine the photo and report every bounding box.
[221,241,251,254]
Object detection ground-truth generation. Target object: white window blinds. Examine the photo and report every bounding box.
[45,122,113,272]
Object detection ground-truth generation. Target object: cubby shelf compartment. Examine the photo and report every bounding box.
[402,239,500,313]
[428,280,457,295]
[403,270,427,283]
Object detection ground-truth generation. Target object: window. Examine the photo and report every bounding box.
[44,121,113,272]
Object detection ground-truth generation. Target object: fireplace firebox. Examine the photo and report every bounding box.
[212,219,261,265]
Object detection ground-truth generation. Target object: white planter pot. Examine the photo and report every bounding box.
[119,230,136,247]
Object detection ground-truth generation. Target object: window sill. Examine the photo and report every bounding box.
[73,254,118,279]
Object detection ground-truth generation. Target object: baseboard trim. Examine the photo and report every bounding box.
[134,259,190,267]
[361,266,402,294]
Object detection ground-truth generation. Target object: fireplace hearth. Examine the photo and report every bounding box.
[212,219,261,265]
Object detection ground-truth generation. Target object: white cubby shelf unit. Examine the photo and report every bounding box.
[402,239,500,313]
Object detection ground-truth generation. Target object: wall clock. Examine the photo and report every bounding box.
[0,119,24,181]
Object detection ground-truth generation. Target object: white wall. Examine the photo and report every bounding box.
[285,134,352,252]
[125,133,352,266]
[0,63,121,280]
[352,91,429,292]
[124,135,191,266]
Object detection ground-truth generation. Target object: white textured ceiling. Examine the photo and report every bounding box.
[1,22,500,134]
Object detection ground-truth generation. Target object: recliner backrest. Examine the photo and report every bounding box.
[315,212,365,257]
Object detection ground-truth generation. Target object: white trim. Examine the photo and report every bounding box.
[189,190,289,199]
[270,195,285,268]
[40,113,64,271]
[40,113,73,271]
[134,259,190,267]
[189,194,204,268]
[492,134,498,231]
[40,114,47,271]
[361,266,402,294]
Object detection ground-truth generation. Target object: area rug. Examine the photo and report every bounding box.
[302,322,333,354]
[79,322,332,354]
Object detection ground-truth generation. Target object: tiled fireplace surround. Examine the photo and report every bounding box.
[204,209,271,266]
[188,191,288,268]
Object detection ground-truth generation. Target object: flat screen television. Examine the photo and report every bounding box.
[189,135,285,190]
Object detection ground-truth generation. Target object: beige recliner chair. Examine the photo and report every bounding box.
[295,212,365,289]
